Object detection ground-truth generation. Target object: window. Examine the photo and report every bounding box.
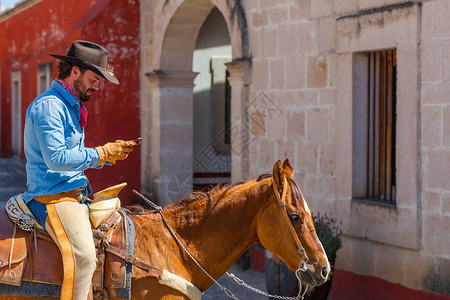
[37,63,52,95]
[11,70,22,156]
[353,50,397,205]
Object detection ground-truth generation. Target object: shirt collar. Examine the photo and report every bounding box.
[51,79,79,107]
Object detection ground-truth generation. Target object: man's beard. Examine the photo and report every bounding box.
[74,76,95,102]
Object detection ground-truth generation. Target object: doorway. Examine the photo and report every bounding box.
[11,70,22,156]
[192,7,232,190]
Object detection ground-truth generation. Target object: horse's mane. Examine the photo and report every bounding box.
[126,173,305,216]
[125,180,247,215]
[164,180,247,212]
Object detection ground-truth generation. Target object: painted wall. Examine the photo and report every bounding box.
[0,0,141,205]
[81,0,141,205]
[0,0,96,155]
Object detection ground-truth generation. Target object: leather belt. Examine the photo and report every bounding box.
[34,188,86,205]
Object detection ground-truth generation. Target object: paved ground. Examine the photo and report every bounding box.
[0,155,269,299]
[0,155,27,202]
[203,264,267,299]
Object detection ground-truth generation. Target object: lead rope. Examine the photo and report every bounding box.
[132,190,306,300]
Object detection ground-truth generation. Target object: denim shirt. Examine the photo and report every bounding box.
[23,80,100,203]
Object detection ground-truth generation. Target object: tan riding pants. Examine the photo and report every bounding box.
[41,200,97,300]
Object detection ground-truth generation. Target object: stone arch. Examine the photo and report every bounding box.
[152,0,250,71]
[141,0,251,205]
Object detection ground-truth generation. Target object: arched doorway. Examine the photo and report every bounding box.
[142,0,251,205]
[192,7,232,190]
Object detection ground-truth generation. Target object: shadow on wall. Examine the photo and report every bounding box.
[423,258,450,297]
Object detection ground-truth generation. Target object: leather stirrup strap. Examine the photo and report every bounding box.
[104,245,163,278]
[9,224,16,269]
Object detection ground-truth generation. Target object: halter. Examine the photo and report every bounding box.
[272,178,310,299]
[272,178,309,272]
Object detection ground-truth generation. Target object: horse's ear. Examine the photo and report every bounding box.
[272,160,285,190]
[283,159,294,179]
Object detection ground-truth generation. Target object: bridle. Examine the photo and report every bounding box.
[272,178,309,299]
[272,178,309,269]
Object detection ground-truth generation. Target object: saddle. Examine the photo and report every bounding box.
[0,183,132,299]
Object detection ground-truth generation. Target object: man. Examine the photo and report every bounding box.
[23,40,139,300]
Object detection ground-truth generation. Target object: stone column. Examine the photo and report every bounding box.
[226,59,252,181]
[143,71,198,206]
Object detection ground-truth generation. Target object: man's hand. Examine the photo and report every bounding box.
[96,138,141,166]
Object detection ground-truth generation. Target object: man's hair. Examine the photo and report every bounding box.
[57,60,87,79]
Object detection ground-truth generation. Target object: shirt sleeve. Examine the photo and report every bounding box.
[30,98,100,171]
[91,149,113,169]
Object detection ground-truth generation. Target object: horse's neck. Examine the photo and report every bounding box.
[170,182,268,266]
[133,181,270,291]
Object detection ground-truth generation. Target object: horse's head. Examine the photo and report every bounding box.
[256,159,331,287]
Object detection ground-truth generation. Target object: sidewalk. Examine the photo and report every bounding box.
[0,155,27,202]
[203,264,267,300]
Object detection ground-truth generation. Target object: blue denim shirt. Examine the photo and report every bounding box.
[23,80,100,203]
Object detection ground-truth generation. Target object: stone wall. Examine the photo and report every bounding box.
[420,0,450,295]
[139,0,450,295]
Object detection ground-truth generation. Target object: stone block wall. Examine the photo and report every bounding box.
[420,0,450,295]
[246,0,337,212]
[139,0,450,295]
[243,0,450,296]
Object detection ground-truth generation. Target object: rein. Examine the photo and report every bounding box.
[132,183,310,300]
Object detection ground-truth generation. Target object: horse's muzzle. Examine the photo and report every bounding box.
[300,263,330,287]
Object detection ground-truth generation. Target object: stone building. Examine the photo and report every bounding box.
[139,0,449,298]
[1,0,449,298]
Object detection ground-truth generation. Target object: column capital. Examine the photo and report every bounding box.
[146,70,198,89]
[225,58,252,86]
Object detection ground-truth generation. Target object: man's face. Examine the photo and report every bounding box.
[73,70,102,102]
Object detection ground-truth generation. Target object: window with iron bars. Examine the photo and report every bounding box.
[352,50,397,205]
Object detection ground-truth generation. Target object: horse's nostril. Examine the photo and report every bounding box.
[321,267,329,279]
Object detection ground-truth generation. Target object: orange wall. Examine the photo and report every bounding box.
[0,0,141,205]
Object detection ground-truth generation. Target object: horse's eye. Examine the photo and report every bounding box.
[289,214,302,224]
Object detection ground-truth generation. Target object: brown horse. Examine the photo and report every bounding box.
[0,159,330,299]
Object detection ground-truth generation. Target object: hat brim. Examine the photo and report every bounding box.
[49,54,119,85]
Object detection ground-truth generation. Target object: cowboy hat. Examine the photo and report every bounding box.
[49,40,119,85]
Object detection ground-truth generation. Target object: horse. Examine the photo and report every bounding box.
[0,159,330,299]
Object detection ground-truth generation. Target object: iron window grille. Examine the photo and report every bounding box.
[353,50,397,205]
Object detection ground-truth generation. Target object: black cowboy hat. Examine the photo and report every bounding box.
[49,40,119,85]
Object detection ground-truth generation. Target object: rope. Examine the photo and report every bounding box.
[132,189,306,300]
[133,190,239,298]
